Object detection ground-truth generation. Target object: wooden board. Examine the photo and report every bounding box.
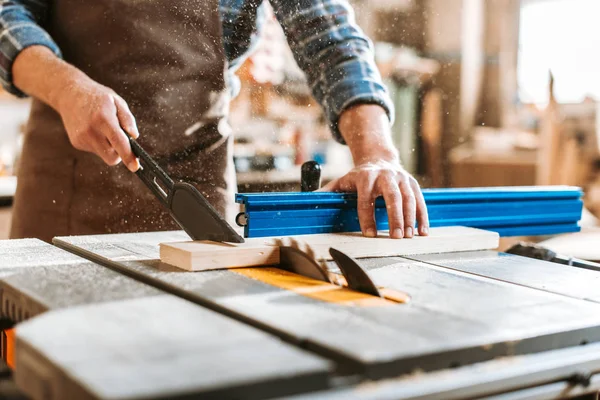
[159,226,500,271]
[410,250,600,303]
[160,240,280,271]
[539,229,600,262]
[15,295,331,400]
[55,231,600,379]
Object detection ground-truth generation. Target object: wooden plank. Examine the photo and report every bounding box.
[160,240,280,271]
[159,226,500,271]
[539,229,600,262]
[15,295,331,400]
[409,251,600,302]
[55,231,600,379]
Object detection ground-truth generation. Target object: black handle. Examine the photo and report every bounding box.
[129,137,175,207]
[301,161,321,192]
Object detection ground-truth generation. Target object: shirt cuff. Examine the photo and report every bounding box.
[325,81,396,144]
[0,23,62,98]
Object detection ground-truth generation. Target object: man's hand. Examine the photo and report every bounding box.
[321,104,429,239]
[13,46,140,171]
[56,79,140,171]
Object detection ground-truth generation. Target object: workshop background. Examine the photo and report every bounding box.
[1,0,599,243]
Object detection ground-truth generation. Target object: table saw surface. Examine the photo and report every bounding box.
[1,231,600,399]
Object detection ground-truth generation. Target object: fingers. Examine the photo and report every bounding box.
[318,179,339,192]
[411,178,429,236]
[378,175,404,238]
[96,113,139,172]
[399,178,416,238]
[114,95,139,139]
[356,172,377,238]
[89,132,120,166]
[316,165,428,240]
[87,95,139,172]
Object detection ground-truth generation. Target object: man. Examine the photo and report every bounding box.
[1,0,428,243]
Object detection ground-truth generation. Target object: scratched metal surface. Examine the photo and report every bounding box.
[55,231,600,379]
[281,341,600,400]
[3,238,332,399]
[16,295,332,400]
[0,238,162,317]
[0,238,82,274]
[409,251,600,302]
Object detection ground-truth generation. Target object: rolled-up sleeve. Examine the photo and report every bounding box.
[269,0,395,143]
[0,0,61,97]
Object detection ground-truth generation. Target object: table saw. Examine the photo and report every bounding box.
[0,226,599,400]
[0,151,597,399]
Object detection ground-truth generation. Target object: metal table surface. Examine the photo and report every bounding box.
[0,239,332,400]
[47,230,600,399]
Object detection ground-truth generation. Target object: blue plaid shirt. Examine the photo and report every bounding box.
[0,0,393,140]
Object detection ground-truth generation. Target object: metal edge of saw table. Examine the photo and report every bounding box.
[0,239,333,400]
[280,341,600,400]
[53,231,600,381]
[408,250,600,304]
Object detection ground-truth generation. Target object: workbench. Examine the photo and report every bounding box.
[1,230,600,399]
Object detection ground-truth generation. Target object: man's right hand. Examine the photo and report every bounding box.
[12,45,140,172]
[56,79,141,172]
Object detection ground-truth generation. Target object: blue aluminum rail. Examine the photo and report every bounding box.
[235,186,584,238]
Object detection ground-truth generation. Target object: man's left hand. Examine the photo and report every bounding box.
[321,104,429,239]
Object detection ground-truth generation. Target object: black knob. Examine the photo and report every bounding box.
[301,161,321,192]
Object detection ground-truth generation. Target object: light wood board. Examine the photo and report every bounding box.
[159,226,500,271]
[539,229,600,262]
[55,231,600,379]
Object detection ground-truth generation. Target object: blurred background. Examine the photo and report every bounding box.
[1,0,600,239]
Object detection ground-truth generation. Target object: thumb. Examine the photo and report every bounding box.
[318,178,341,192]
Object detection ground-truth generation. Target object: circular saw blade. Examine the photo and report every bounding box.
[278,247,331,283]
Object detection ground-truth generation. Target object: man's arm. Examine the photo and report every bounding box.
[269,0,429,238]
[0,1,139,171]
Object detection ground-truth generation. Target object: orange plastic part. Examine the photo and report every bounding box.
[5,329,14,369]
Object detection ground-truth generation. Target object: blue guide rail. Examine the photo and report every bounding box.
[235,186,584,238]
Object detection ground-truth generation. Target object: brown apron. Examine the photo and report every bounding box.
[10,0,237,242]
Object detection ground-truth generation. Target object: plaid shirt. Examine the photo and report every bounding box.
[0,0,393,140]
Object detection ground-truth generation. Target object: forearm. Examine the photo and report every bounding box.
[338,104,399,165]
[13,45,140,171]
[270,0,395,142]
[13,45,86,112]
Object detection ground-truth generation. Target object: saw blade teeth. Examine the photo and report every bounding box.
[305,243,316,260]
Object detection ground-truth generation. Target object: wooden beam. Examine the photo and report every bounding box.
[159,226,500,271]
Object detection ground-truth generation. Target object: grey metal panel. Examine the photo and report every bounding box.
[15,295,332,400]
[410,251,600,302]
[281,342,600,400]
[2,239,332,399]
[0,238,162,320]
[482,376,600,400]
[0,238,83,274]
[54,231,600,379]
